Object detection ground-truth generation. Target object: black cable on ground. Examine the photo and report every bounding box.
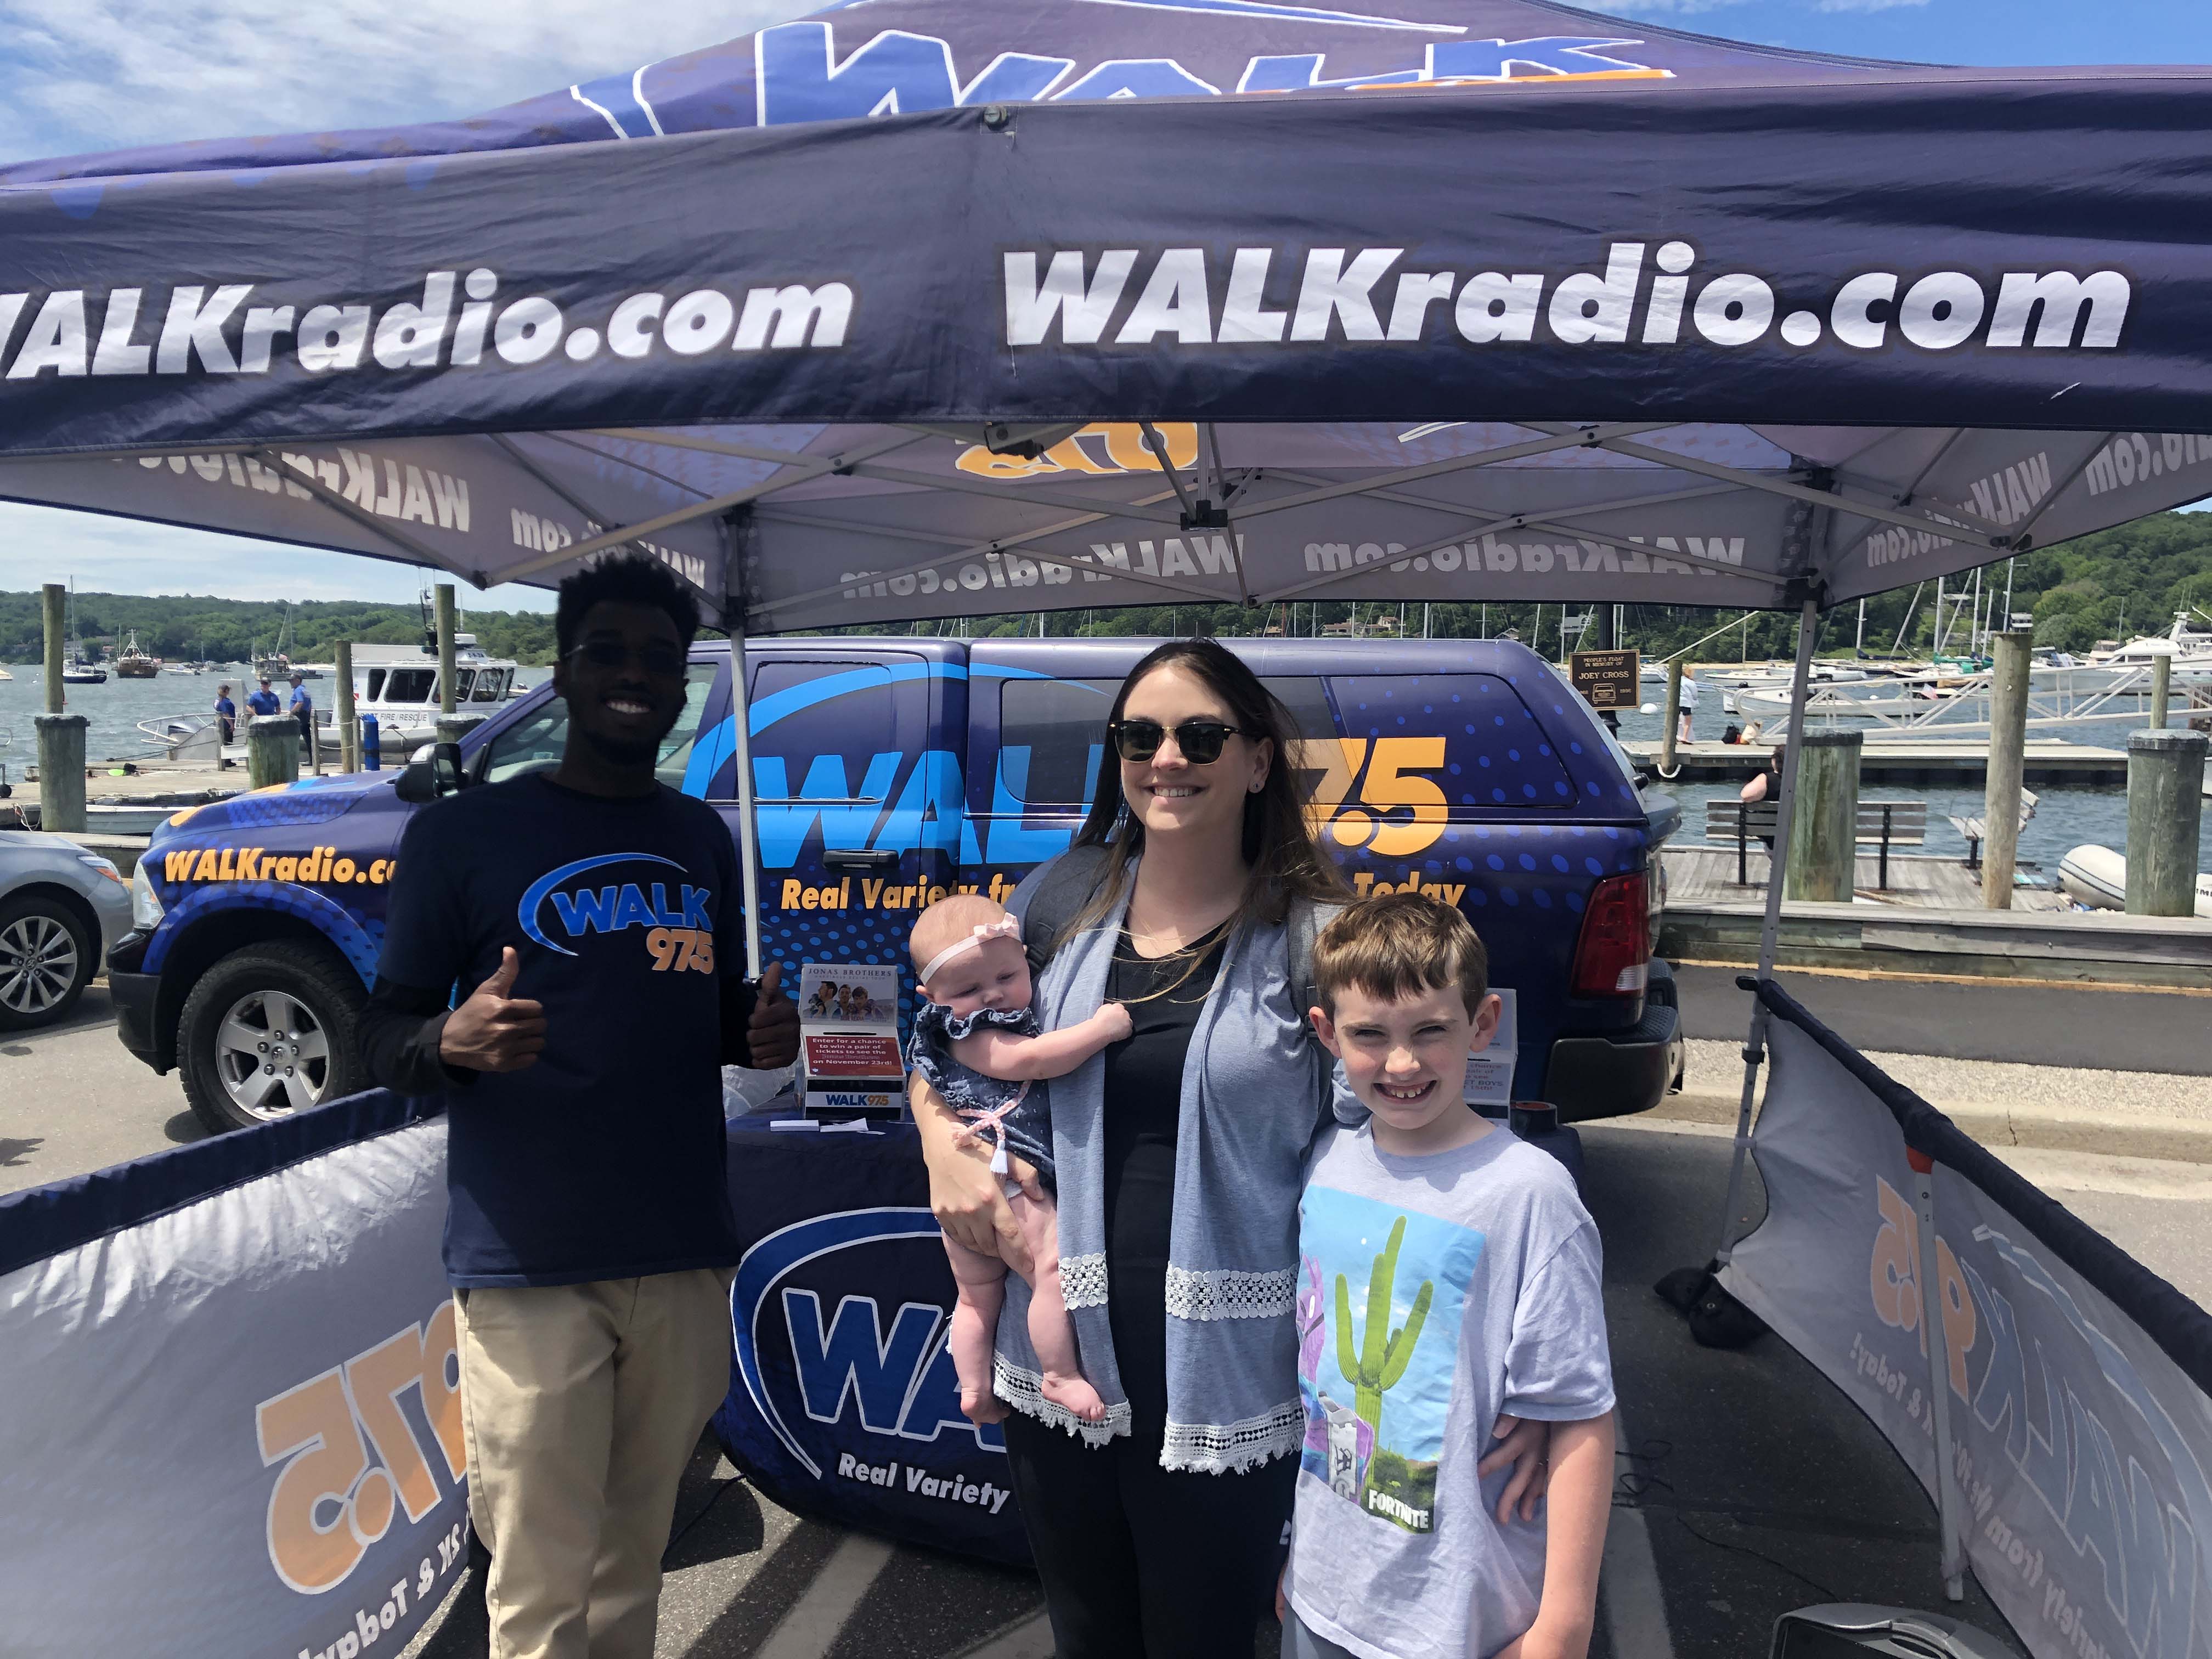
[662,1471,751,1568]
[1613,1435,1842,1606]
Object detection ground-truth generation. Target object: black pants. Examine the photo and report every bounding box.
[1003,1408,1297,1659]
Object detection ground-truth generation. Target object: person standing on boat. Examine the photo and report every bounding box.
[287,673,314,756]
[359,552,799,1659]
[212,684,236,746]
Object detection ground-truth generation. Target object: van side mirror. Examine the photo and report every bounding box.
[394,742,466,803]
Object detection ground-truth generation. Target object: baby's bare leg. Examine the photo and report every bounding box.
[1009,1190,1106,1423]
[941,1235,1011,1425]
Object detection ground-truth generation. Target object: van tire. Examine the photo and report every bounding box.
[179,942,368,1135]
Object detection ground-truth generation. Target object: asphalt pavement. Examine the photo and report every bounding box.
[0,986,206,1197]
[1671,963,2212,1076]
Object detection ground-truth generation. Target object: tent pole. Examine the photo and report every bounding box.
[722,521,765,979]
[1910,1148,1971,1600]
[1714,597,1820,1266]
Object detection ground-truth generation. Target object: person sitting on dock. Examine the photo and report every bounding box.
[212,684,236,746]
[1740,741,1787,850]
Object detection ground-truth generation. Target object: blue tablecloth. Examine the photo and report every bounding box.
[714,1115,1030,1564]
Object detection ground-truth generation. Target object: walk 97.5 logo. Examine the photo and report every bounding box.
[255,1300,471,1655]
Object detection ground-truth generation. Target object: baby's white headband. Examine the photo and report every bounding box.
[918,915,1022,986]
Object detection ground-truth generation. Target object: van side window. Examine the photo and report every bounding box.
[996,679,1119,809]
[481,666,715,789]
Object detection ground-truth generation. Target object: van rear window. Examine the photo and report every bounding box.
[1325,674,1577,812]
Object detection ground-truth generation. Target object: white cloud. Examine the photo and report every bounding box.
[0,504,557,611]
[0,0,805,168]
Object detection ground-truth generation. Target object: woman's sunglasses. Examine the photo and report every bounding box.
[1108,718,1251,765]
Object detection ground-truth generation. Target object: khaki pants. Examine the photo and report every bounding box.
[453,1268,736,1659]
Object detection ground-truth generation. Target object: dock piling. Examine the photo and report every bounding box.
[248,713,300,791]
[40,584,64,715]
[32,714,87,832]
[2149,651,2172,731]
[1786,729,1863,903]
[1980,630,2033,909]
[1660,659,1683,775]
[334,642,357,773]
[435,583,458,716]
[2125,730,2207,917]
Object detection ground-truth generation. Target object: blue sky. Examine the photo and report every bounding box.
[0,0,2205,607]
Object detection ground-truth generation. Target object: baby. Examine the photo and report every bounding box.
[907,893,1131,1426]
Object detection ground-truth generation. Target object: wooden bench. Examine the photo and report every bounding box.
[1948,787,2039,870]
[1702,798,1929,888]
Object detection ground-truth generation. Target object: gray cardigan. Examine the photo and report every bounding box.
[990,853,1335,1473]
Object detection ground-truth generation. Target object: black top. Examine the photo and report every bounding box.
[1102,921,1229,1424]
[360,774,757,1288]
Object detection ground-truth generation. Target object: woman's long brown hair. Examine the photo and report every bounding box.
[1068,638,1347,942]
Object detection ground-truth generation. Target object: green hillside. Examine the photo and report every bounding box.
[0,591,561,667]
[7,509,2207,665]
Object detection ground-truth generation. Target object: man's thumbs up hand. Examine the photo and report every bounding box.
[746,958,800,1070]
[439,946,548,1073]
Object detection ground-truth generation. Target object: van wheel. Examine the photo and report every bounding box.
[0,893,94,1030]
[179,943,368,1134]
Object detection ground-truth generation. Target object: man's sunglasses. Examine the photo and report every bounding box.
[1108,718,1251,765]
[568,641,687,676]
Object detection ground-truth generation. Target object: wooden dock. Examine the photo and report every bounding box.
[1627,738,2129,786]
[1661,844,2074,912]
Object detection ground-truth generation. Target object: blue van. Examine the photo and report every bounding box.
[109,636,1683,1134]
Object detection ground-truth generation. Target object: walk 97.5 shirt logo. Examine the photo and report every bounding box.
[516,851,716,972]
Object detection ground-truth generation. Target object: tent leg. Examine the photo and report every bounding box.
[1714,598,1820,1265]
[1910,1149,1970,1601]
[724,554,766,979]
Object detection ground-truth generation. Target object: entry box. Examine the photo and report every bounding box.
[799,962,905,1123]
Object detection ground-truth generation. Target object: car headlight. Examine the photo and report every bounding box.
[129,860,165,928]
[77,852,126,885]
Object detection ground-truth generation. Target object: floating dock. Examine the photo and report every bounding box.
[1627,738,2129,786]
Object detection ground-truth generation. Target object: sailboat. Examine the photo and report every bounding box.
[60,580,105,684]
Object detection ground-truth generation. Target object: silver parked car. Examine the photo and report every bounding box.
[0,832,134,1029]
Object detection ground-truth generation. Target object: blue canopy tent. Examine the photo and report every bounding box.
[1,8,2209,1649]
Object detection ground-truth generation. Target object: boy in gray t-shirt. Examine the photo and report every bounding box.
[1283,893,1615,1659]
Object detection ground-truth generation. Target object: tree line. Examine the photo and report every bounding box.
[0,591,561,666]
[8,509,2206,667]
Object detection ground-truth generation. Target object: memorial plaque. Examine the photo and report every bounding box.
[1570,648,1640,710]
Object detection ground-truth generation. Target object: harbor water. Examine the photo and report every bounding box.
[3,662,2206,877]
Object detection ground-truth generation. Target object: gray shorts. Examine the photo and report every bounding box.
[1283,1609,1362,1659]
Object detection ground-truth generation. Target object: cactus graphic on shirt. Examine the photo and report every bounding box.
[1333,1215,1434,1442]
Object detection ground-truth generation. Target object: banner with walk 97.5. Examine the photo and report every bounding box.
[0,1111,467,1659]
[1725,1002,2212,1659]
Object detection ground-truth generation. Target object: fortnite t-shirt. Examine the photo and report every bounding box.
[1285,1123,1613,1659]
[377,774,743,1288]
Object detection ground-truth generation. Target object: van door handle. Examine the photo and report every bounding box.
[823,849,899,871]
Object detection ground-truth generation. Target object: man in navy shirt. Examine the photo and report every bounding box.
[361,554,797,1659]
[245,676,281,718]
[287,672,314,755]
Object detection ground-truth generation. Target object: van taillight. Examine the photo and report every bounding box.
[1572,872,1650,997]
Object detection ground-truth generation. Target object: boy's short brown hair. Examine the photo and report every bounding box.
[1312,891,1489,1018]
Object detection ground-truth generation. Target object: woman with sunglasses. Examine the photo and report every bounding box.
[916,640,1550,1654]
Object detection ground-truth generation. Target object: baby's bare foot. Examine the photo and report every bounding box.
[1040,1371,1108,1423]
